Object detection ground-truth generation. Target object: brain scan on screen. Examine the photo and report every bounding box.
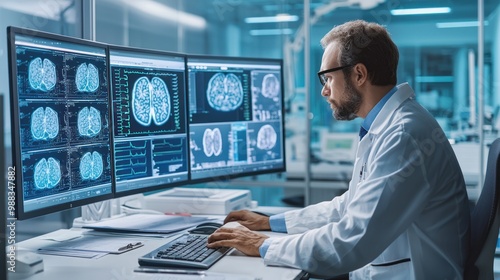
[261,74,280,99]
[77,106,101,137]
[203,128,222,157]
[257,124,277,150]
[31,107,59,140]
[80,151,104,180]
[132,76,171,126]
[206,73,243,111]
[75,63,100,92]
[28,57,56,92]
[34,157,61,189]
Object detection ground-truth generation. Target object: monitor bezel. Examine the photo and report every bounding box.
[186,54,287,184]
[7,26,115,220]
[107,44,191,198]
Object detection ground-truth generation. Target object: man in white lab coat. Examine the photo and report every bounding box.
[207,20,470,279]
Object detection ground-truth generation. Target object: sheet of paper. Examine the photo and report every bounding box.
[37,249,107,259]
[40,229,84,242]
[82,214,211,234]
[39,235,144,254]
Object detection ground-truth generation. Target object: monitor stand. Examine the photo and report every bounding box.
[72,194,144,227]
[72,200,125,227]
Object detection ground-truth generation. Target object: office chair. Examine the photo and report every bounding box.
[464,138,500,280]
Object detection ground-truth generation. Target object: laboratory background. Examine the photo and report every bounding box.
[0,0,499,250]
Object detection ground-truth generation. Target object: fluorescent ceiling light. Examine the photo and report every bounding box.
[437,20,489,28]
[245,14,299,24]
[0,0,75,23]
[250,29,293,36]
[390,7,451,16]
[124,0,206,29]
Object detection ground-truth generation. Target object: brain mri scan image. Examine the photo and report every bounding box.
[77,106,102,137]
[261,74,280,99]
[75,63,100,92]
[34,157,61,189]
[80,151,104,180]
[132,76,171,126]
[203,128,222,157]
[206,73,243,111]
[31,107,59,140]
[28,57,56,92]
[257,124,277,150]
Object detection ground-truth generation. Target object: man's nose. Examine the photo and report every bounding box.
[321,85,329,97]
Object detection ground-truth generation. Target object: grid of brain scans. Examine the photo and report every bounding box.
[188,57,285,181]
[109,48,189,194]
[11,33,113,215]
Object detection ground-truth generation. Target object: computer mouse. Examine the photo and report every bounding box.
[196,222,223,228]
[188,225,219,235]
[187,222,223,235]
[188,225,221,235]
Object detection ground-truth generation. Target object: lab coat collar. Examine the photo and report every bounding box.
[363,83,414,139]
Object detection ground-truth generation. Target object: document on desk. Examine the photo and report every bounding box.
[38,235,144,258]
[82,214,211,234]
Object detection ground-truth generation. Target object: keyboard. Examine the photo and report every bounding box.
[138,233,231,269]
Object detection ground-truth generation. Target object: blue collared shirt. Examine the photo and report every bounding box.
[259,213,287,257]
[359,86,397,140]
[260,87,398,258]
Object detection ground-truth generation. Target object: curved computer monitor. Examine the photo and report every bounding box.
[187,55,286,182]
[7,27,114,220]
[108,46,189,197]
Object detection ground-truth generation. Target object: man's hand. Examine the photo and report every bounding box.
[223,210,271,231]
[207,227,269,257]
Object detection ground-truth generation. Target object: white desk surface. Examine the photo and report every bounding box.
[10,219,306,280]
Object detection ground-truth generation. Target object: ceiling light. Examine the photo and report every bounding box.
[250,29,293,36]
[245,14,299,24]
[390,7,451,16]
[0,0,75,23]
[436,20,489,28]
[124,0,206,29]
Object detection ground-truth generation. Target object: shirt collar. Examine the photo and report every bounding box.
[361,86,398,133]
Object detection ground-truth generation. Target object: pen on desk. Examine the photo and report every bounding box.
[118,242,143,251]
[134,267,206,275]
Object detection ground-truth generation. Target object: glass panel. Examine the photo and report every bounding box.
[95,0,301,206]
[309,0,499,198]
[0,0,82,240]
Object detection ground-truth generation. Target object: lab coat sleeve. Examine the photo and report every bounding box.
[284,191,349,234]
[263,131,432,277]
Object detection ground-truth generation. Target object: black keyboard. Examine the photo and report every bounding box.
[138,234,231,269]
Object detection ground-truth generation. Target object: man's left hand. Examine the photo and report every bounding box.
[207,227,269,257]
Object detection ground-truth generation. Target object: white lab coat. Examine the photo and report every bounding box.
[264,83,470,279]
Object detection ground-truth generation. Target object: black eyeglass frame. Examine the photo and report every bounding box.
[317,64,354,86]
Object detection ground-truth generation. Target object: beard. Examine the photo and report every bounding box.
[331,78,362,121]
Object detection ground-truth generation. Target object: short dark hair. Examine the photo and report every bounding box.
[320,20,399,86]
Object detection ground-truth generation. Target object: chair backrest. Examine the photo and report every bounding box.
[464,138,500,280]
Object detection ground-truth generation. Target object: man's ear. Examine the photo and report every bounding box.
[353,63,368,86]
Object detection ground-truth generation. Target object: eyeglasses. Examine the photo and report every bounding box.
[317,65,354,86]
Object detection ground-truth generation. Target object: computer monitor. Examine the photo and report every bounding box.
[109,46,189,196]
[7,27,114,220]
[187,55,286,182]
[319,132,358,164]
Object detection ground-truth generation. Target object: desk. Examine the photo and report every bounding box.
[10,222,308,280]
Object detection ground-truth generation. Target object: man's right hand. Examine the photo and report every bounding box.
[223,210,271,231]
